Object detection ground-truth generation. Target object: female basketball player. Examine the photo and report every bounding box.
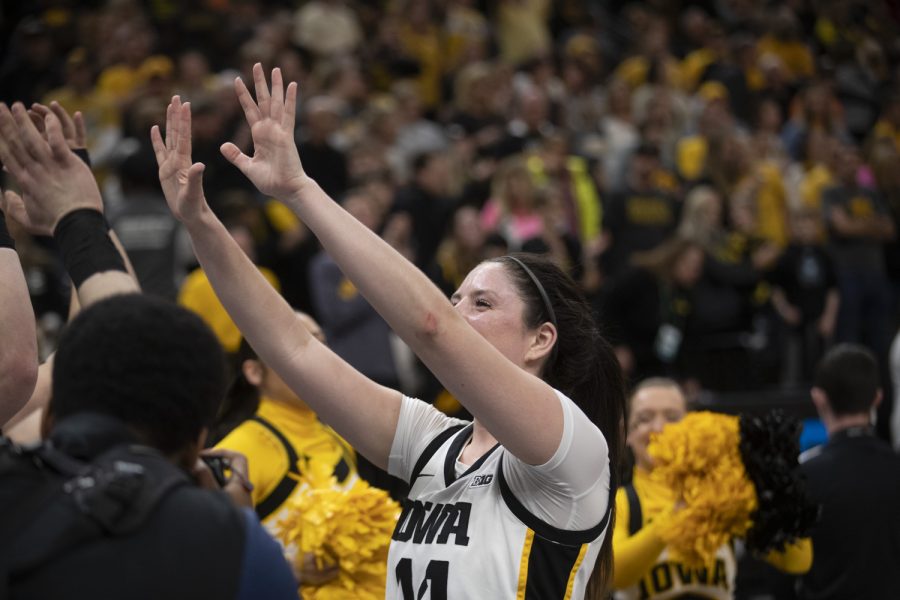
[152,64,625,599]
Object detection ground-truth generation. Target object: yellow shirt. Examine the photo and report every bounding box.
[615,56,685,90]
[753,161,789,247]
[613,468,812,599]
[397,23,443,109]
[177,267,280,353]
[800,163,833,212]
[873,120,900,153]
[676,135,708,182]
[216,398,357,544]
[756,36,815,81]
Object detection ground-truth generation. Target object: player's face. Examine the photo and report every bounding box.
[451,262,535,368]
[627,386,687,471]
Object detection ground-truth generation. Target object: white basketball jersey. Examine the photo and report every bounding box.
[386,423,610,599]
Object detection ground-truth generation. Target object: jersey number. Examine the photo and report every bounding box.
[396,558,448,600]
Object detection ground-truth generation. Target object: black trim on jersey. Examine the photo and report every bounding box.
[625,484,642,535]
[523,535,584,600]
[250,415,302,520]
[409,424,466,489]
[497,458,612,546]
[443,424,501,486]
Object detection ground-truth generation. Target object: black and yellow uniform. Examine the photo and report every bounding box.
[216,397,357,558]
[613,468,811,600]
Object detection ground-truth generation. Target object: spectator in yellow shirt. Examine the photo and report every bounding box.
[214,314,357,584]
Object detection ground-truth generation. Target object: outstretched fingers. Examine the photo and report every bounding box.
[270,67,284,122]
[252,63,271,117]
[219,141,251,174]
[48,101,76,142]
[182,162,206,201]
[176,102,192,160]
[234,76,261,126]
[284,81,298,131]
[0,105,27,179]
[43,112,72,161]
[12,103,50,162]
[73,111,87,148]
[165,96,182,152]
[150,125,167,166]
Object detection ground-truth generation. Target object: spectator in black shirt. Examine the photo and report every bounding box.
[769,207,840,383]
[602,236,704,383]
[601,143,680,279]
[793,344,900,599]
[391,151,457,269]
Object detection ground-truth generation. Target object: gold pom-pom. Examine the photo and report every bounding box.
[275,457,401,599]
[648,411,758,568]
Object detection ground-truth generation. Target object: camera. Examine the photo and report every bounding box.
[201,455,230,487]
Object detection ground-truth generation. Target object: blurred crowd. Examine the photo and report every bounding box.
[2,0,900,437]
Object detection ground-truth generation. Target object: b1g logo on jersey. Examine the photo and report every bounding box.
[470,474,493,488]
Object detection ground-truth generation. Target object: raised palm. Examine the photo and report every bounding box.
[0,103,103,233]
[151,96,207,224]
[219,64,308,201]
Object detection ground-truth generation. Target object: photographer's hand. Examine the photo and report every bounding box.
[194,448,254,509]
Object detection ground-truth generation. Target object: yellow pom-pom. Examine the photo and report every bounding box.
[275,467,401,599]
[649,412,758,568]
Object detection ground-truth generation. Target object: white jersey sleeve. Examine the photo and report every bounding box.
[388,395,468,483]
[501,389,611,531]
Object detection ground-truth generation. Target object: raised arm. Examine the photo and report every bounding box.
[0,211,38,426]
[0,103,136,302]
[0,102,139,432]
[221,65,564,465]
[152,95,401,469]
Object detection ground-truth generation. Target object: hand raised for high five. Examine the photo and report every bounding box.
[151,96,208,224]
[220,63,309,201]
[0,102,102,234]
[3,102,90,236]
[28,101,87,150]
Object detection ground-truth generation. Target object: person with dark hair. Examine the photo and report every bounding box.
[790,344,900,599]
[613,379,811,599]
[154,65,626,599]
[0,101,298,599]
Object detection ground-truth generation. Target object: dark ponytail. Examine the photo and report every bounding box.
[492,253,627,598]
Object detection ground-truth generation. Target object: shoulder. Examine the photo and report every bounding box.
[234,508,298,600]
[159,486,247,537]
[400,395,468,434]
[217,418,284,462]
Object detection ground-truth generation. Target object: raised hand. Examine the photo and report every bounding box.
[0,103,102,233]
[151,96,208,224]
[29,101,87,150]
[220,63,308,201]
[5,102,90,236]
